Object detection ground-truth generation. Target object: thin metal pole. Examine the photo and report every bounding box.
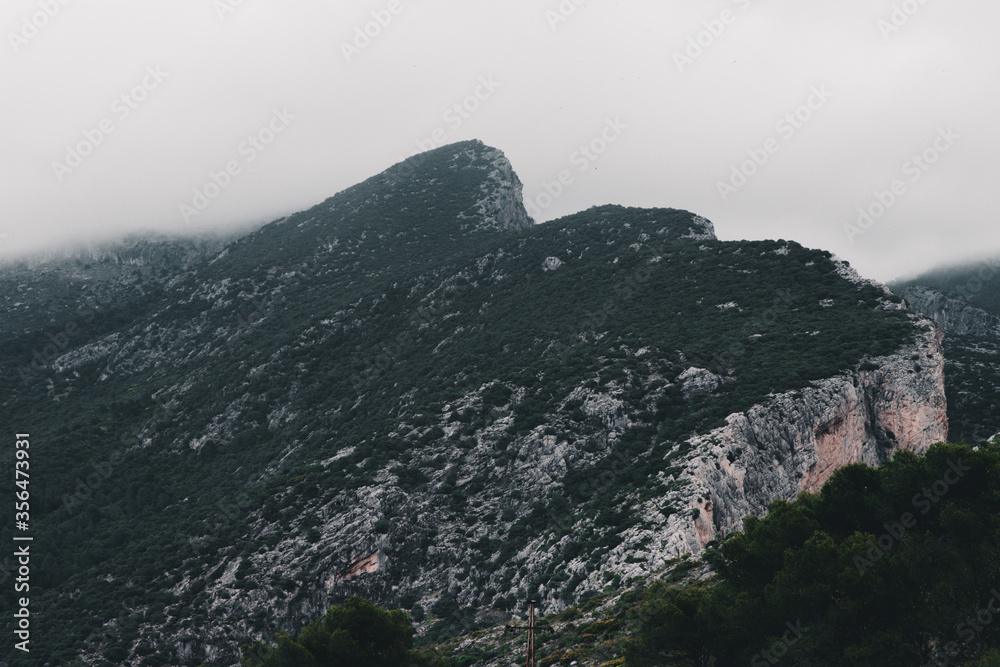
[527,600,535,667]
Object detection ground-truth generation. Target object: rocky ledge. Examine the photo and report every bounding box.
[645,316,948,557]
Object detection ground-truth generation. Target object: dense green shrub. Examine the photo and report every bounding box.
[240,596,448,667]
[626,442,1000,666]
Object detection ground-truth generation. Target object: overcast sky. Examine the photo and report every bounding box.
[3,0,997,282]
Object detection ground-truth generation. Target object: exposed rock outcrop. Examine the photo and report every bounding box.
[653,317,947,555]
[458,142,534,233]
[684,214,716,241]
[900,285,1000,337]
[677,367,722,398]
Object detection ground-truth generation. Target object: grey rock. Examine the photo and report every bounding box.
[900,285,1000,337]
[677,367,721,398]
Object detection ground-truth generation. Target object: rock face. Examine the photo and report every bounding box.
[461,142,534,233]
[660,318,947,553]
[900,285,1000,337]
[897,283,1000,444]
[512,316,949,608]
[685,214,716,241]
[677,367,722,398]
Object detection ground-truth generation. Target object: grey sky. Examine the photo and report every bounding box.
[3,0,998,282]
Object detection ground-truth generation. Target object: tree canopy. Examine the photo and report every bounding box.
[241,596,447,667]
[625,442,1000,666]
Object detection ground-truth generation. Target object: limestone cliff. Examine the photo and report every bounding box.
[459,142,535,233]
[652,317,947,556]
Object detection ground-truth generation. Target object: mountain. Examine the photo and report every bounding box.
[0,232,232,342]
[0,140,947,666]
[896,285,1000,338]
[889,266,1000,443]
[892,259,1000,317]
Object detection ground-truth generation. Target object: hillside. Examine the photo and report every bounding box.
[0,233,232,343]
[0,141,947,666]
[890,268,1000,444]
[891,260,1000,317]
[428,442,1000,666]
[244,441,1000,666]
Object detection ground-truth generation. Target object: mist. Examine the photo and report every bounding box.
[3,0,999,282]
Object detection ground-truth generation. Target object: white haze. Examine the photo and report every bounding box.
[2,0,999,282]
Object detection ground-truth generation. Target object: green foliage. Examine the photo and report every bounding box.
[943,334,1000,444]
[240,596,448,667]
[422,595,479,644]
[627,443,1000,666]
[480,383,512,407]
[891,259,1000,316]
[0,142,926,665]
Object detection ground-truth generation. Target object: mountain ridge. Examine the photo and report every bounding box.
[0,140,950,666]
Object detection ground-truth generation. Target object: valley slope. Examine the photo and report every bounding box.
[891,266,1000,443]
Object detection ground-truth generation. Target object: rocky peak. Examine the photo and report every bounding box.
[455,141,534,233]
[684,214,717,241]
[378,139,533,234]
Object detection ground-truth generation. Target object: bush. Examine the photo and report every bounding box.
[240,596,448,667]
[628,443,1000,665]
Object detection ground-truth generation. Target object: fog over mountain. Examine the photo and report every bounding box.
[4,0,1000,282]
[6,5,1000,664]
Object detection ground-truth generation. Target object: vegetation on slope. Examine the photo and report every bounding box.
[239,596,448,667]
[0,144,921,665]
[943,335,1000,444]
[890,258,1000,317]
[239,442,1000,666]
